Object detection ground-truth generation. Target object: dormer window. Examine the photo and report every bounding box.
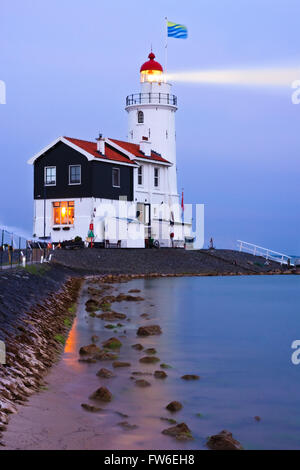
[44,166,56,186]
[138,111,144,124]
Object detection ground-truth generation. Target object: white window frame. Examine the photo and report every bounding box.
[154,167,160,188]
[112,167,120,188]
[44,166,56,186]
[69,165,81,185]
[138,165,143,186]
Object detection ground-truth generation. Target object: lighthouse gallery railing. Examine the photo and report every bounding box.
[126,93,177,106]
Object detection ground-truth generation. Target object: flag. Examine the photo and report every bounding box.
[167,21,188,39]
[181,190,184,223]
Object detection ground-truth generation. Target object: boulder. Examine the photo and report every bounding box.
[96,368,115,378]
[90,386,112,402]
[137,325,162,336]
[112,361,131,368]
[166,401,182,412]
[145,348,157,355]
[139,356,160,364]
[79,344,101,355]
[118,421,138,430]
[85,299,99,312]
[181,374,200,381]
[162,422,193,440]
[128,289,141,293]
[81,403,102,412]
[98,312,127,321]
[206,430,243,450]
[135,379,151,387]
[154,370,167,379]
[102,337,122,349]
[131,343,144,351]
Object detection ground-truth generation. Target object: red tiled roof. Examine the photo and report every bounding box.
[64,136,170,165]
[64,137,133,164]
[110,139,170,163]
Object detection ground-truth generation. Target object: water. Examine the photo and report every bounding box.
[4,275,300,450]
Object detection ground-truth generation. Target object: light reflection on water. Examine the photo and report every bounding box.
[61,275,300,450]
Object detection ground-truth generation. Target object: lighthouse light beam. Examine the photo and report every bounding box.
[166,66,300,88]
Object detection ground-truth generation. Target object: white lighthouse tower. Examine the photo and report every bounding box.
[125,52,179,200]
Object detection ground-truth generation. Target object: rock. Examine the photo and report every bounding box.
[118,421,138,430]
[93,351,118,361]
[135,379,151,387]
[131,343,144,351]
[139,356,160,364]
[145,348,157,355]
[85,299,99,312]
[79,344,101,355]
[90,386,112,402]
[154,370,167,379]
[98,312,127,321]
[91,335,99,343]
[102,337,122,349]
[206,430,243,450]
[128,289,141,293]
[166,401,182,412]
[96,368,115,378]
[116,294,144,302]
[137,325,162,336]
[115,411,129,418]
[160,363,172,369]
[140,313,149,318]
[162,422,193,440]
[112,361,131,368]
[254,416,261,422]
[181,374,200,381]
[81,403,102,412]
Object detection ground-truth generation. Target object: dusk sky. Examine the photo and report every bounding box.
[1,0,299,253]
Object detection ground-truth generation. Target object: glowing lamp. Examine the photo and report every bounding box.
[140,52,163,83]
[61,207,66,217]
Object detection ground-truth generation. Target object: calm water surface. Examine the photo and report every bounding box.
[4,275,300,450]
[65,275,300,450]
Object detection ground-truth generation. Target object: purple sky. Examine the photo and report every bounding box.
[1,0,299,253]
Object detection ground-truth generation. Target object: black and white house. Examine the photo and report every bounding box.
[28,52,192,247]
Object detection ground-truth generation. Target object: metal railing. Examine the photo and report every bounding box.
[126,93,177,106]
[237,240,293,266]
[0,227,48,270]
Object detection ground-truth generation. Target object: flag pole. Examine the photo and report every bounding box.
[164,16,168,82]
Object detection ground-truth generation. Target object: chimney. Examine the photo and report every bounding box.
[96,133,105,155]
[139,136,151,156]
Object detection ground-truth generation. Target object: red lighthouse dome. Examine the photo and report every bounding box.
[140,52,163,82]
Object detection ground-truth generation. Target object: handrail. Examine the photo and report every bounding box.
[126,93,177,107]
[237,240,293,265]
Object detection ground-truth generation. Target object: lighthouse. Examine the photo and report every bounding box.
[125,52,179,201]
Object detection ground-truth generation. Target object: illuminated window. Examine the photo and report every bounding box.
[69,165,81,185]
[154,168,159,187]
[53,201,74,225]
[138,111,144,123]
[138,166,143,185]
[45,166,56,186]
[112,168,120,188]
